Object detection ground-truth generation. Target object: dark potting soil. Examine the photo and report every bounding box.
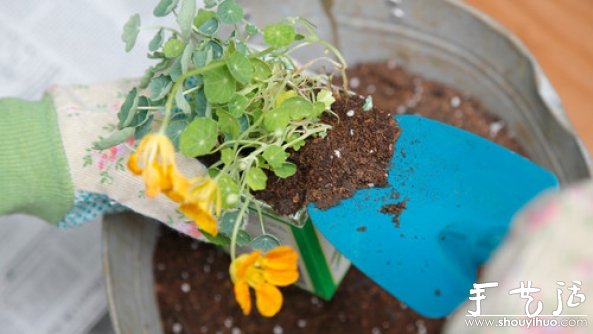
[254,96,400,215]
[154,61,527,334]
[154,228,445,334]
[339,61,526,156]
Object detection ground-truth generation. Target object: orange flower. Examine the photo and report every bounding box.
[128,134,221,236]
[128,134,177,197]
[230,246,299,317]
[179,177,222,236]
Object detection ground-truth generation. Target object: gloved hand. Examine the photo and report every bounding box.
[0,80,208,239]
[445,180,593,333]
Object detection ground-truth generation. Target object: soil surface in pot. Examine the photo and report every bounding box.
[154,61,526,334]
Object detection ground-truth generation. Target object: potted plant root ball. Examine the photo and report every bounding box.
[103,0,592,333]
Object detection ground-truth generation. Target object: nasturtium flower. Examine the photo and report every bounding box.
[178,177,222,236]
[128,134,177,197]
[230,246,299,317]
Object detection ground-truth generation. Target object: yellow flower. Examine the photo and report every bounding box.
[128,134,177,197]
[230,246,299,317]
[178,177,222,236]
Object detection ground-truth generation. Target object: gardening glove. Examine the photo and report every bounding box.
[0,80,207,239]
[445,179,593,334]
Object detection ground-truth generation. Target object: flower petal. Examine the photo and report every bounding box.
[262,246,298,271]
[178,202,218,236]
[255,283,283,317]
[233,280,252,315]
[263,269,299,287]
[127,153,142,175]
[231,251,261,282]
[165,169,191,203]
[143,164,164,197]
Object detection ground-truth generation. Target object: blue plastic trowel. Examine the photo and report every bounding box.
[307,115,559,318]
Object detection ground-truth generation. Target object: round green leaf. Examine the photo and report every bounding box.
[165,119,189,149]
[246,167,267,191]
[216,110,241,139]
[122,14,141,52]
[227,94,248,117]
[149,75,172,101]
[316,89,335,109]
[273,162,297,178]
[218,174,241,208]
[179,117,219,157]
[198,17,219,36]
[193,9,215,28]
[262,145,288,168]
[203,65,236,104]
[263,23,296,48]
[263,108,290,132]
[250,234,280,252]
[250,59,271,81]
[226,52,253,84]
[217,0,244,24]
[220,148,235,165]
[245,23,258,36]
[207,40,224,59]
[312,101,326,118]
[280,96,313,120]
[163,39,185,58]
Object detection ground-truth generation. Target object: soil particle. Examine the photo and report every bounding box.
[380,201,408,228]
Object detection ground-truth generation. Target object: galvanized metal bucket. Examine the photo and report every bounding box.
[103,0,592,332]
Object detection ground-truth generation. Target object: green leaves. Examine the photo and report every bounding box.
[226,52,253,84]
[154,0,179,17]
[250,59,271,81]
[218,174,241,208]
[179,117,218,157]
[250,234,281,252]
[122,14,140,52]
[217,0,244,24]
[177,0,196,40]
[203,65,236,104]
[165,119,189,149]
[263,108,290,132]
[113,0,352,258]
[281,96,313,120]
[262,145,288,168]
[228,94,249,117]
[274,162,297,178]
[117,88,138,128]
[263,23,296,48]
[163,39,185,58]
[216,110,241,139]
[246,167,267,191]
[317,89,335,110]
[148,28,165,52]
[194,9,219,35]
[149,75,172,101]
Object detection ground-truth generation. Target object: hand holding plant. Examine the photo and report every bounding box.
[112,0,349,316]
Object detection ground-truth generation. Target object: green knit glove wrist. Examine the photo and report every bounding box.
[0,95,74,224]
